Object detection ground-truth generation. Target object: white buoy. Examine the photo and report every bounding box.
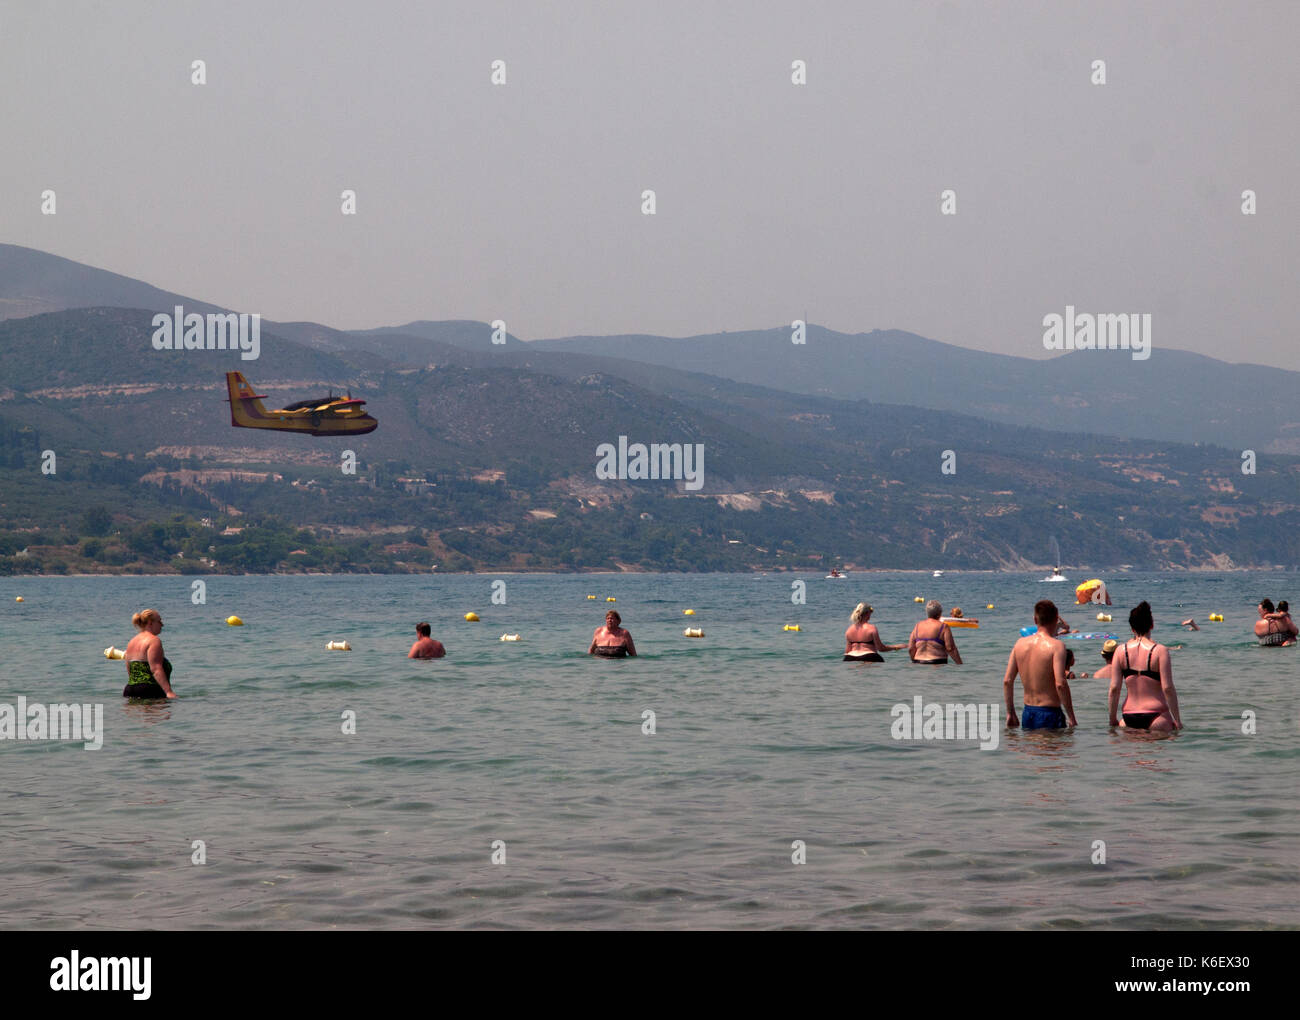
[325,640,351,651]
[103,646,125,660]
[500,633,521,642]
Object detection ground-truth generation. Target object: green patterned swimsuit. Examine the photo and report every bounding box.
[124,658,172,697]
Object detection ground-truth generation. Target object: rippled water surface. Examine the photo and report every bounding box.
[2,571,1297,929]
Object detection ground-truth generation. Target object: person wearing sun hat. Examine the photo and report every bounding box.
[1080,639,1118,680]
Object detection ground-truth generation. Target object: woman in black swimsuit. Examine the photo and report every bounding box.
[1107,601,1181,731]
[843,603,904,662]
[589,610,637,658]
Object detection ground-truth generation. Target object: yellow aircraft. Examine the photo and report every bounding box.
[225,371,378,436]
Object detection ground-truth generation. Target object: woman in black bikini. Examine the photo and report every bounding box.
[1107,601,1181,732]
[908,600,962,664]
[843,603,904,662]
[589,610,637,658]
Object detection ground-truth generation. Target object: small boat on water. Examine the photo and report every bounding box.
[1042,568,1067,582]
[826,568,847,579]
[932,570,944,578]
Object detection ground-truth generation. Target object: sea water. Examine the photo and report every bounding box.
[1,571,1297,929]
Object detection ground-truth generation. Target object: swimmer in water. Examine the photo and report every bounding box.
[123,609,176,699]
[1181,618,1200,631]
[1079,638,1117,680]
[1003,599,1075,729]
[1255,598,1298,646]
[589,609,637,658]
[408,621,446,659]
[843,602,905,662]
[1108,601,1182,732]
[908,600,962,664]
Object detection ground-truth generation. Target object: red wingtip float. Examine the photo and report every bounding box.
[224,371,378,436]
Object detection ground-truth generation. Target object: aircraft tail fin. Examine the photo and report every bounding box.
[225,371,272,427]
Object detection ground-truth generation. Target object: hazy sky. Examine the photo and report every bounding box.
[3,1,1296,366]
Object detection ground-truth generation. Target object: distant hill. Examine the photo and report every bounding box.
[6,243,1296,453]
[0,244,226,322]
[532,326,1300,454]
[2,306,1299,572]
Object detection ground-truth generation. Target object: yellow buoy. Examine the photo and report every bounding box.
[103,646,125,660]
[914,596,924,603]
[986,604,995,610]
[226,615,244,626]
[464,612,479,622]
[783,624,801,632]
[606,597,616,602]
[586,595,597,600]
[14,596,23,603]
[325,640,351,651]
[500,633,521,642]
[683,609,695,616]
[1209,613,1224,622]
[1096,613,1112,622]
[683,627,704,638]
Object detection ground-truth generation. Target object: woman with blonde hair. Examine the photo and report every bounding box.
[843,603,904,662]
[123,609,176,699]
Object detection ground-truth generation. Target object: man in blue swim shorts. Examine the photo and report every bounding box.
[1002,599,1077,731]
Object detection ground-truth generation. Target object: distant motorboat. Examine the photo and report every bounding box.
[826,569,847,579]
[1042,568,1067,582]
[932,570,944,578]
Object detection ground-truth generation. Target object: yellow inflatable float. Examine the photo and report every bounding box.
[1075,579,1111,605]
[783,624,801,632]
[226,615,244,626]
